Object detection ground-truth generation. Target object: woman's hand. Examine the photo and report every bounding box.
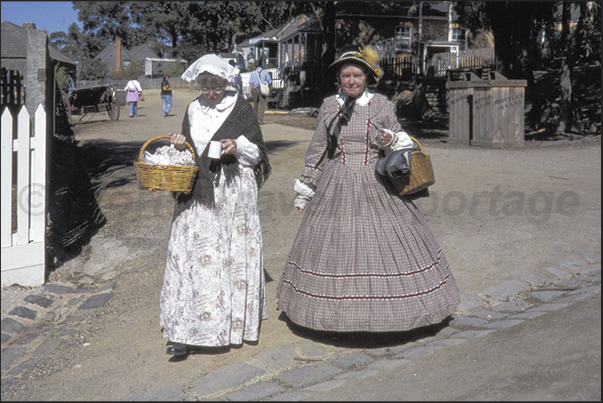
[293,196,308,212]
[170,132,187,151]
[220,139,238,155]
[377,129,394,146]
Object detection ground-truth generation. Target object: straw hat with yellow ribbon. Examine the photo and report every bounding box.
[328,44,384,84]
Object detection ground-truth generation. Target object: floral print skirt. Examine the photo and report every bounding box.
[159,167,267,347]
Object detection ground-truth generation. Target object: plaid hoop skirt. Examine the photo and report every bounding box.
[277,158,460,332]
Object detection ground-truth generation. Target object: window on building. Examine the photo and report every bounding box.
[395,26,412,52]
[451,28,466,41]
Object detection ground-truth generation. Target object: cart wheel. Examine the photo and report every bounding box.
[106,85,120,121]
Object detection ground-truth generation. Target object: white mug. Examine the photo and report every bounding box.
[207,141,222,159]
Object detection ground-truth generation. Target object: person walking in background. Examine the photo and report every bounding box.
[228,60,243,93]
[159,54,271,357]
[276,44,460,334]
[161,75,173,117]
[248,59,272,125]
[125,75,143,118]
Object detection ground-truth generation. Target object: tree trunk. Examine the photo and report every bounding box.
[557,3,573,134]
[316,2,337,101]
[485,2,513,76]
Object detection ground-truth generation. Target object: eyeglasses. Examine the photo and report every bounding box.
[201,87,225,94]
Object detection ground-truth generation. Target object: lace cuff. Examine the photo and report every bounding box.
[384,129,414,155]
[294,178,315,198]
[234,135,261,167]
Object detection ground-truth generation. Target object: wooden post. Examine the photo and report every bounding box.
[24,28,48,119]
[24,25,53,188]
[115,38,122,72]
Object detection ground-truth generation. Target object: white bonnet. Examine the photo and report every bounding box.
[181,54,239,83]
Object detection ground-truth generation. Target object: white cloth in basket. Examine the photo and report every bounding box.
[142,145,195,167]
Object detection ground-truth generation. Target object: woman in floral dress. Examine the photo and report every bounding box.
[277,44,460,333]
[159,54,271,356]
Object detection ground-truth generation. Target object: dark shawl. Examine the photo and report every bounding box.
[176,94,271,207]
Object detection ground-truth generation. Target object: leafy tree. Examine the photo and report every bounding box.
[128,1,189,56]
[54,65,71,93]
[287,1,337,101]
[454,2,557,79]
[165,60,187,78]
[110,60,143,80]
[56,21,110,80]
[50,22,107,63]
[573,1,601,63]
[174,1,300,63]
[68,1,301,68]
[50,31,69,50]
[77,58,108,81]
[453,1,600,134]
[73,1,135,47]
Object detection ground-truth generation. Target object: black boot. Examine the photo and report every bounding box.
[166,342,188,356]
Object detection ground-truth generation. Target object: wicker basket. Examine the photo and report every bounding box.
[134,136,198,194]
[389,137,435,196]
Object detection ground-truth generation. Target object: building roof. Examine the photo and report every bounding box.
[1,21,29,58]
[2,21,76,72]
[249,14,321,45]
[96,43,131,62]
[96,42,160,67]
[49,45,75,65]
[129,44,159,61]
[335,1,454,19]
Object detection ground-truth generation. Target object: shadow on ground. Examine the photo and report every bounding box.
[278,311,453,349]
[265,140,303,153]
[78,139,144,188]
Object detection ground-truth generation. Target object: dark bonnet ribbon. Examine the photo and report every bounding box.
[326,96,356,159]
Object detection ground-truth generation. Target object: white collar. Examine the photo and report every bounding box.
[336,90,374,107]
[194,91,237,113]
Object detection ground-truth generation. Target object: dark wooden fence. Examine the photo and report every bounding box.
[1,68,26,112]
[427,48,496,77]
[381,54,417,81]
[380,48,496,80]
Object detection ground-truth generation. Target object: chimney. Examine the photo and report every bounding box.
[115,38,122,72]
[22,22,37,30]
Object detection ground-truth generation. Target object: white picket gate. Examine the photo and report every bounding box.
[1,105,47,287]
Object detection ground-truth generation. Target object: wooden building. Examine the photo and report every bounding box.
[96,39,160,76]
[238,2,495,108]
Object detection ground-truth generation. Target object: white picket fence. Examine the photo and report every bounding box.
[1,105,47,287]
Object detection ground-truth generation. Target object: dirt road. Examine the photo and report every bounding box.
[1,89,600,400]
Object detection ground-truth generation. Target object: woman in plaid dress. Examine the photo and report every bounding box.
[276,44,460,333]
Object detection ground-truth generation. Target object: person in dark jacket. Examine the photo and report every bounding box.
[161,75,173,117]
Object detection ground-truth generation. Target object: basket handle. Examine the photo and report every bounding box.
[410,136,425,153]
[137,135,196,163]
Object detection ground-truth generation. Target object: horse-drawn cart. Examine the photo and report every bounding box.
[66,84,120,123]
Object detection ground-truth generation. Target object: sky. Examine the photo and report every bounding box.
[1,1,81,34]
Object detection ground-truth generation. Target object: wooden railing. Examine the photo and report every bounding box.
[381,54,418,80]
[426,48,496,77]
[379,48,495,79]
